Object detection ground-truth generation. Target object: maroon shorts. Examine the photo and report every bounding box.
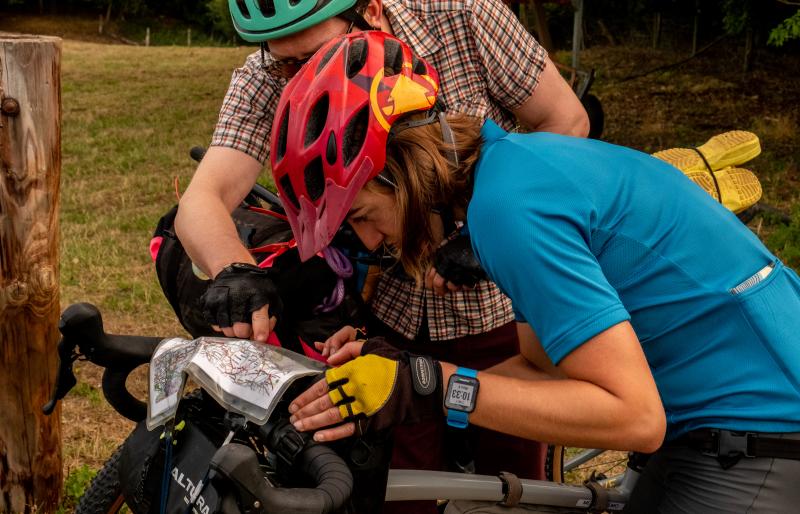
[370,319,546,514]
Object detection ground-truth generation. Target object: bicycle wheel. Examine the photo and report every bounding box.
[545,445,628,485]
[75,445,128,514]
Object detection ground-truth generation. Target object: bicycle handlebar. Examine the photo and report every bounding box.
[45,302,355,512]
[211,441,353,514]
[43,303,161,421]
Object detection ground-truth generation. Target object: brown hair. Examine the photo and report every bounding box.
[366,112,483,282]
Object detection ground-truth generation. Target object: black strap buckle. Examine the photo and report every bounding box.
[702,429,757,458]
[274,428,307,469]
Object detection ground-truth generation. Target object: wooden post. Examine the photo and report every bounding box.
[0,34,63,513]
[187,28,192,47]
[145,27,150,47]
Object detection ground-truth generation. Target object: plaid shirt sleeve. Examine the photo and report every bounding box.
[466,0,547,110]
[211,52,287,164]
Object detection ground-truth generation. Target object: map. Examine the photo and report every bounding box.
[147,337,325,430]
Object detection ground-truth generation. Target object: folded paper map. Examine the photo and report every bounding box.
[147,337,325,429]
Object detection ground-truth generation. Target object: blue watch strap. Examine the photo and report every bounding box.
[447,409,469,429]
[446,367,478,429]
[457,367,478,378]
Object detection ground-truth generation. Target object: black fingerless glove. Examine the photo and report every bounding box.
[201,263,283,328]
[433,233,487,287]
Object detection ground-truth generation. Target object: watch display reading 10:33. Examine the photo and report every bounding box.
[445,367,479,429]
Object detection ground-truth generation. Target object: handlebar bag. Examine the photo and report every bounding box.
[119,396,225,514]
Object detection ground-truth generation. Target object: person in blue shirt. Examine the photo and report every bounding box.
[280,32,800,511]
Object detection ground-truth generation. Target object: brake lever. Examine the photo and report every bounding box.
[42,335,81,414]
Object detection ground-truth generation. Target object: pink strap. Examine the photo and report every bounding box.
[246,205,289,222]
[149,236,163,262]
[299,337,328,364]
[265,331,281,347]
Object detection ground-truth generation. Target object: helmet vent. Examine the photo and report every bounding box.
[235,0,251,19]
[346,38,368,79]
[317,40,344,75]
[275,108,290,162]
[279,175,300,210]
[412,57,427,75]
[342,106,369,167]
[305,94,329,148]
[383,38,403,76]
[326,132,338,165]
[256,0,276,17]
[304,157,326,201]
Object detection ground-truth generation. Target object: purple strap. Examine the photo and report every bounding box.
[314,246,354,314]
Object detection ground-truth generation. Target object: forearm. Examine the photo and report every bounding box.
[174,147,263,278]
[440,361,662,452]
[175,191,254,278]
[484,354,561,380]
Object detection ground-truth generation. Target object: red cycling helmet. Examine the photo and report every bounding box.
[270,31,440,262]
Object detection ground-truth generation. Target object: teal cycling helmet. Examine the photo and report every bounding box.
[229,0,368,42]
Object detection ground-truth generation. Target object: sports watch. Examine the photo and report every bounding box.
[445,367,480,429]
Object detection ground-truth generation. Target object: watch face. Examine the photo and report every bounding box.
[445,376,479,412]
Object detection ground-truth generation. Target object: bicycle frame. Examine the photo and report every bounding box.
[385,469,636,511]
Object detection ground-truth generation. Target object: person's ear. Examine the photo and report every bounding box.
[363,0,383,30]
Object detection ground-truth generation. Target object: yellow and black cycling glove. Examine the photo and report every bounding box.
[325,338,443,433]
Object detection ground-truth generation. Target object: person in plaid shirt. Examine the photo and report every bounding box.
[174,0,588,507]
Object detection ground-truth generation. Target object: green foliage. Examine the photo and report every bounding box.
[768,10,800,47]
[206,0,237,42]
[57,465,98,513]
[767,206,800,270]
[721,0,756,35]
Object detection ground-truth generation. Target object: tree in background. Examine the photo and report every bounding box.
[205,0,237,42]
[768,4,800,46]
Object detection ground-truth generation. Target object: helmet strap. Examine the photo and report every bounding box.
[375,171,398,189]
[389,102,460,169]
[438,112,460,168]
[260,42,268,68]
[340,5,377,31]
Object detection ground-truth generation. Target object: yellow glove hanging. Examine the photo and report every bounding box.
[324,338,443,433]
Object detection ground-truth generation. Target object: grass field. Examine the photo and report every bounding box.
[56,40,254,511]
[9,27,799,511]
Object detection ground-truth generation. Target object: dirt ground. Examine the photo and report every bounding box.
[580,39,799,206]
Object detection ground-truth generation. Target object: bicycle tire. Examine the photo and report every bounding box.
[75,444,127,514]
[545,445,629,486]
[544,444,565,483]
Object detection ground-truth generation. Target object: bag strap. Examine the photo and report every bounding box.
[498,471,522,507]
[584,477,609,513]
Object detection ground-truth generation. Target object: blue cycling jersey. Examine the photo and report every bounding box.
[468,120,800,439]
